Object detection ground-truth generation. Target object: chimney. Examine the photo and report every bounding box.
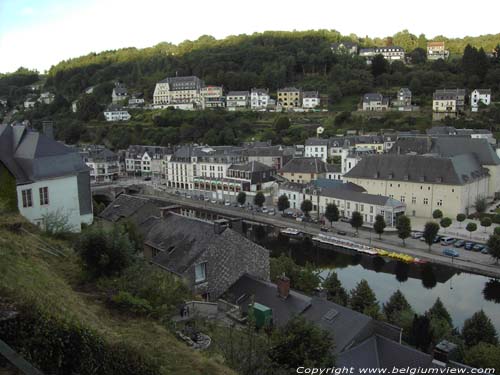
[213,219,229,234]
[432,340,458,365]
[277,274,290,299]
[42,121,54,140]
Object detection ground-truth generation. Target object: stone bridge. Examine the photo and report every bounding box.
[91,184,142,204]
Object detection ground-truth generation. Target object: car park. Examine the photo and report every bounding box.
[440,237,456,246]
[433,236,441,243]
[454,240,465,248]
[464,242,474,250]
[443,248,459,257]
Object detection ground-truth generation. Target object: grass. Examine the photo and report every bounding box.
[0,214,235,375]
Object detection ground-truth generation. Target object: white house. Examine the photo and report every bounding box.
[112,82,128,103]
[38,92,55,105]
[128,94,145,108]
[226,91,249,111]
[79,146,120,184]
[471,89,491,112]
[24,96,37,109]
[104,104,131,122]
[304,138,329,162]
[302,91,320,109]
[250,88,270,110]
[0,124,93,232]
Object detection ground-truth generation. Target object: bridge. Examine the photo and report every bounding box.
[91,183,142,204]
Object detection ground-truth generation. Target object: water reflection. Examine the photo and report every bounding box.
[262,237,500,331]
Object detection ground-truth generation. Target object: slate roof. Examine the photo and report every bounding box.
[319,187,404,207]
[0,124,90,185]
[157,76,203,90]
[473,89,491,95]
[280,157,328,174]
[228,161,274,173]
[433,89,466,100]
[331,41,358,50]
[432,138,500,165]
[278,87,301,93]
[363,93,383,103]
[344,154,489,185]
[227,91,249,97]
[305,137,329,146]
[303,91,319,98]
[311,179,366,192]
[99,194,160,225]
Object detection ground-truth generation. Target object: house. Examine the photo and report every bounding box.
[470,89,491,112]
[344,151,494,218]
[393,88,412,111]
[359,46,405,62]
[111,82,128,104]
[426,126,495,144]
[200,86,225,109]
[341,147,376,175]
[38,92,55,105]
[427,41,449,60]
[78,145,120,184]
[226,91,249,110]
[362,93,389,111]
[0,124,93,231]
[125,145,172,178]
[242,145,294,170]
[99,194,161,227]
[103,104,131,122]
[304,138,329,162]
[432,89,466,119]
[24,96,37,109]
[128,93,145,108]
[153,76,204,108]
[143,214,270,301]
[250,88,270,110]
[278,157,329,183]
[302,91,320,109]
[330,41,359,55]
[277,87,302,109]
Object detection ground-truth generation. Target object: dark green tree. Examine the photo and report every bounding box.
[349,279,379,318]
[466,222,477,239]
[428,297,452,326]
[456,213,466,228]
[396,215,412,246]
[474,196,487,214]
[440,217,452,232]
[350,211,363,234]
[423,221,440,251]
[237,191,246,206]
[277,194,290,213]
[432,209,443,219]
[480,217,492,233]
[383,289,411,323]
[486,234,500,264]
[76,94,101,121]
[495,227,500,236]
[371,54,388,77]
[253,191,265,208]
[464,343,500,373]
[410,314,433,352]
[373,214,386,239]
[408,47,427,64]
[301,200,313,217]
[461,310,498,348]
[323,271,349,306]
[324,203,339,226]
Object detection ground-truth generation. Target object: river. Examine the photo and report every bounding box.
[261,236,500,332]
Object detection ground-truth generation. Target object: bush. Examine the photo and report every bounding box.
[110,291,153,316]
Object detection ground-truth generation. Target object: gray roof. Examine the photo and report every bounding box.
[250,88,269,94]
[433,88,466,100]
[227,91,249,96]
[278,87,301,93]
[331,41,358,50]
[363,93,383,103]
[280,157,328,174]
[243,146,291,157]
[303,91,319,98]
[319,187,404,207]
[473,89,491,95]
[312,179,366,192]
[345,154,489,185]
[228,161,274,173]
[305,137,329,146]
[99,194,160,225]
[157,76,203,90]
[0,124,89,185]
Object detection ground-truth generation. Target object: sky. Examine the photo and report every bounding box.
[1,0,500,74]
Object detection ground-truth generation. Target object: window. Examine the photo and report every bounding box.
[423,198,429,205]
[412,197,416,204]
[195,262,207,283]
[437,199,443,207]
[39,187,49,205]
[22,189,32,208]
[400,196,405,203]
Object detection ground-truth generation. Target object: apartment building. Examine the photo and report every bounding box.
[302,91,320,109]
[125,145,172,178]
[250,88,270,110]
[226,91,249,110]
[200,86,225,109]
[153,75,204,108]
[79,145,120,183]
[427,41,449,60]
[277,87,302,109]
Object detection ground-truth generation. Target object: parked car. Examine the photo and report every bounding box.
[473,244,484,252]
[224,201,231,206]
[143,177,151,181]
[464,242,474,250]
[210,199,217,204]
[204,197,209,201]
[454,240,465,248]
[433,236,442,243]
[481,246,490,255]
[411,232,423,239]
[440,237,456,246]
[337,230,347,235]
[340,217,350,223]
[320,227,329,232]
[262,207,268,213]
[186,195,192,199]
[443,248,459,257]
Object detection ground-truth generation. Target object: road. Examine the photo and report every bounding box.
[137,187,500,279]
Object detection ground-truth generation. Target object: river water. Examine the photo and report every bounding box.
[261,236,500,332]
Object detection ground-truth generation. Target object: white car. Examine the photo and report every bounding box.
[210,199,217,204]
[262,207,268,213]
[224,201,231,206]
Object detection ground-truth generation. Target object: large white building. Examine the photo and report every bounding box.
[250,88,270,110]
[470,89,491,112]
[79,145,120,184]
[125,145,172,178]
[226,91,249,111]
[0,124,93,232]
[302,91,320,109]
[153,76,204,108]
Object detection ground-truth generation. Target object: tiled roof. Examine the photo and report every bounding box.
[280,157,328,174]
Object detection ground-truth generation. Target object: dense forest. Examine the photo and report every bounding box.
[1,30,500,149]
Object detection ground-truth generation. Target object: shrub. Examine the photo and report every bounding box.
[110,291,153,316]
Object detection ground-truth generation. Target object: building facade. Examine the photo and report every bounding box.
[302,91,320,109]
[104,104,131,121]
[226,91,249,110]
[250,88,270,110]
[153,76,204,108]
[79,145,120,183]
[200,86,225,109]
[470,89,491,112]
[362,93,389,111]
[277,87,302,109]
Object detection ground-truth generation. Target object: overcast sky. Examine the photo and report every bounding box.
[1,0,499,73]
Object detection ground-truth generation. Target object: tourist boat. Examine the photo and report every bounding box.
[280,228,302,236]
[312,233,379,256]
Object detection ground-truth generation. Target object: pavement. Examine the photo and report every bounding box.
[136,185,500,279]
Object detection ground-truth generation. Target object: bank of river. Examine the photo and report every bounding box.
[262,237,500,332]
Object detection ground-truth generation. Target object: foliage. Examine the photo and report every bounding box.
[277,194,290,212]
[301,199,313,217]
[396,215,412,246]
[461,310,498,348]
[75,225,134,278]
[324,203,339,226]
[495,227,500,236]
[432,209,443,219]
[120,219,144,254]
[480,217,492,232]
[373,214,386,239]
[422,221,439,250]
[77,94,102,121]
[456,213,466,227]
[383,290,411,323]
[0,163,18,213]
[410,314,433,353]
[474,196,488,214]
[466,222,477,238]
[41,209,74,236]
[322,271,349,306]
[269,317,335,370]
[350,211,363,233]
[237,191,246,206]
[428,297,453,326]
[110,291,153,316]
[440,217,452,230]
[483,279,500,303]
[487,234,500,264]
[253,191,265,208]
[464,343,500,373]
[349,279,380,318]
[270,254,320,294]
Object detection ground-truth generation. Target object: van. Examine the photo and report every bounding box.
[440,237,456,246]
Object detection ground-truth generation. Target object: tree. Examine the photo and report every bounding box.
[422,222,440,251]
[237,191,246,206]
[466,222,477,238]
[464,343,500,373]
[274,116,291,133]
[324,203,339,227]
[383,290,411,323]
[428,297,453,326]
[474,196,487,214]
[349,279,379,318]
[408,48,427,64]
[350,211,363,234]
[396,215,411,246]
[486,234,500,264]
[253,191,265,208]
[440,217,452,233]
[301,200,313,217]
[121,219,143,254]
[461,310,498,348]
[75,226,134,278]
[433,209,443,219]
[373,214,386,239]
[480,217,492,233]
[371,54,388,77]
[456,213,466,228]
[410,314,433,353]
[76,94,101,121]
[269,317,335,370]
[277,194,290,213]
[323,272,349,306]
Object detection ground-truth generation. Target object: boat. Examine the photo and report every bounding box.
[280,228,302,236]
